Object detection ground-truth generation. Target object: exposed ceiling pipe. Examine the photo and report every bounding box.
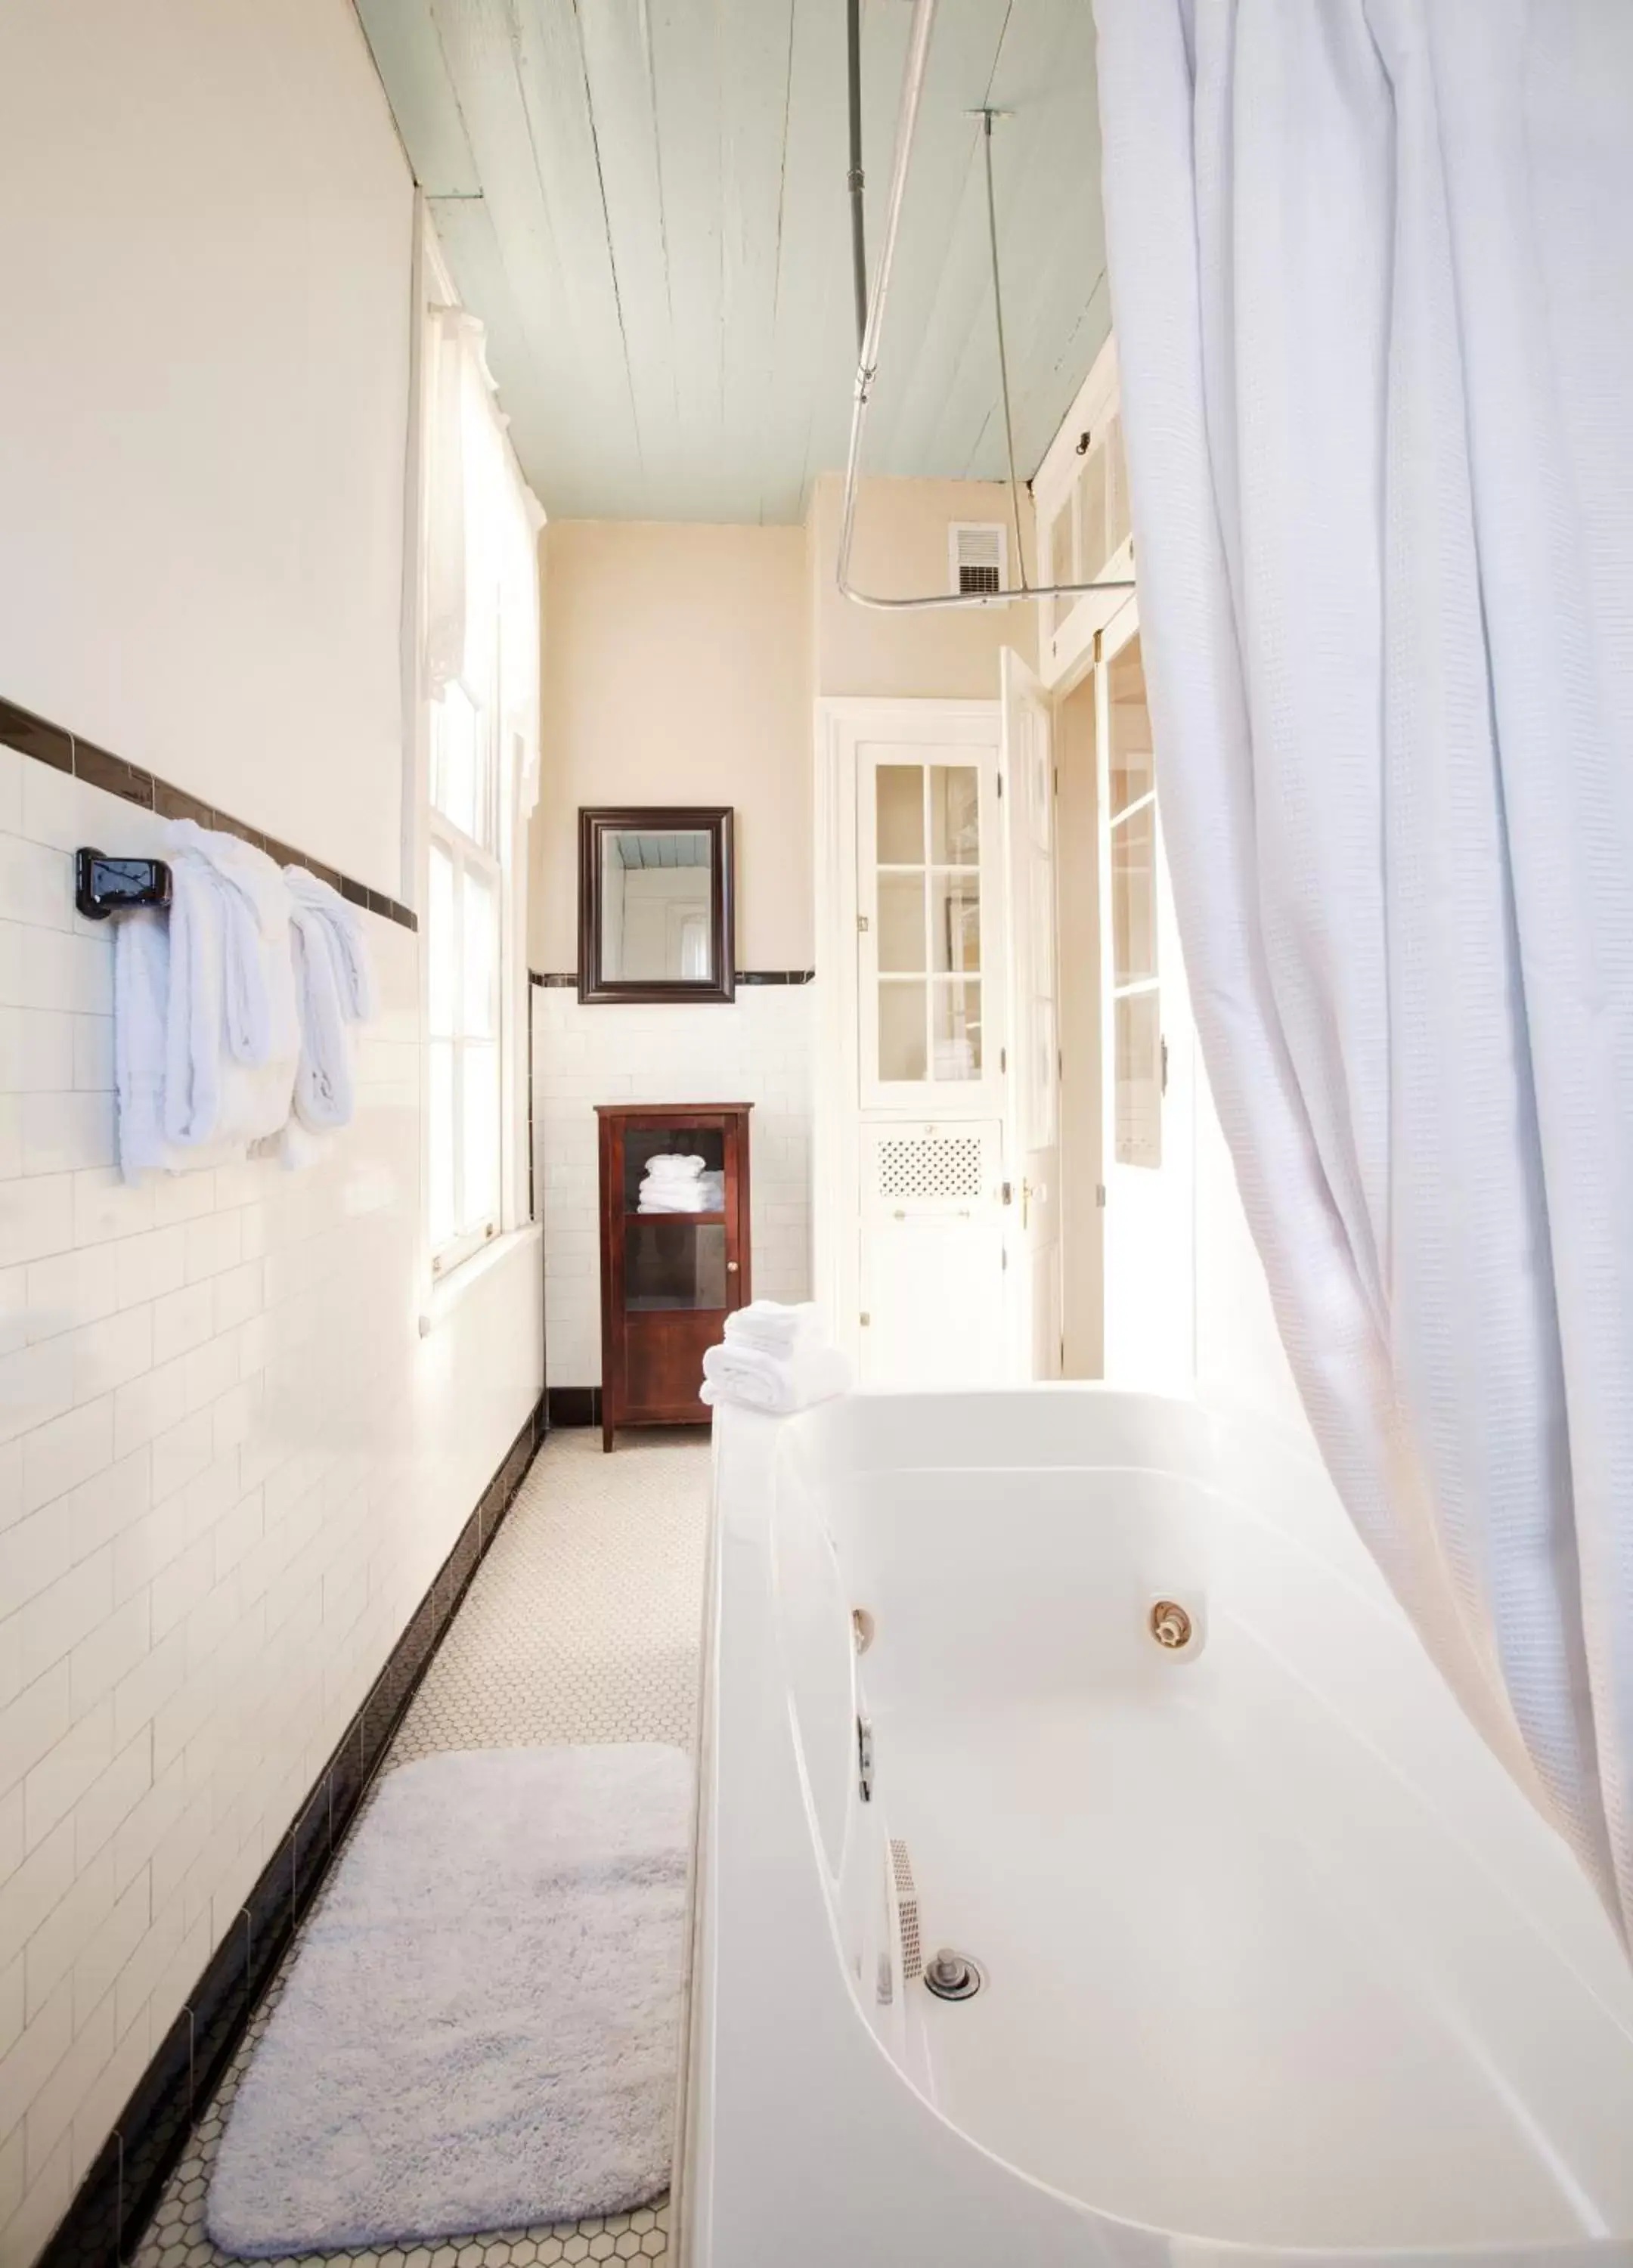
[847,0,868,355]
[836,0,1138,614]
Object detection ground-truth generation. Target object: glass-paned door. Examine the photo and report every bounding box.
[1096,618,1195,1388]
[860,747,1004,1109]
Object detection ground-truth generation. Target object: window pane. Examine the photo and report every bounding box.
[877,872,926,973]
[1080,431,1109,581]
[878,981,927,1083]
[433,683,479,838]
[1115,992,1163,1167]
[1111,803,1157,985]
[462,1039,500,1228]
[929,766,979,865]
[1109,634,1154,815]
[933,980,982,1080]
[463,867,497,1038]
[876,765,925,863]
[931,872,981,974]
[429,1039,455,1250]
[428,842,455,1037]
[1105,413,1132,556]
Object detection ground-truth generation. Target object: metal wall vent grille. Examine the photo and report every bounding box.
[950,520,1006,599]
[877,1135,984,1201]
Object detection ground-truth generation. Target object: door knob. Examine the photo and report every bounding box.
[727,1260,739,1272]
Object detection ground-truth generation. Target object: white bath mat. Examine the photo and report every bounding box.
[206,1744,691,2256]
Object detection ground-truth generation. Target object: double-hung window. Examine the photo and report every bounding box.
[428,680,503,1269]
[421,287,541,1277]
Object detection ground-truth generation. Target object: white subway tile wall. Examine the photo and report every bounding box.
[0,745,544,2268]
[531,984,813,1387]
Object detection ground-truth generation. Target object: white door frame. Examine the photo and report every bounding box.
[813,697,1006,1371]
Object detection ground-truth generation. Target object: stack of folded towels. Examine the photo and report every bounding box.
[638,1154,726,1213]
[700,1300,851,1416]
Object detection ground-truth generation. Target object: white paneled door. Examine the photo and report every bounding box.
[1000,648,1063,1380]
[1096,611,1195,1389]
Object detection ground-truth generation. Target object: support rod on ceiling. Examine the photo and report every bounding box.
[847,0,868,355]
[836,0,1137,613]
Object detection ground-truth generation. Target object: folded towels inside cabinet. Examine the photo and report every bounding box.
[639,1169,724,1214]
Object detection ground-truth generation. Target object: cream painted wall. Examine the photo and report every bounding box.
[529,522,812,972]
[0,12,544,2263]
[807,473,1037,700]
[0,0,413,899]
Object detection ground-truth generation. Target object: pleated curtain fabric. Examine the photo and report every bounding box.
[1092,0,1633,1945]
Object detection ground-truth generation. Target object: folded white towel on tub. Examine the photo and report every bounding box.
[700,1339,850,1417]
[724,1300,821,1358]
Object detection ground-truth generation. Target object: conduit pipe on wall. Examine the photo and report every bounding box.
[836,0,1138,615]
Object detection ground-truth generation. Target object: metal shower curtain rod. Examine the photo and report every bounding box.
[837,0,1137,615]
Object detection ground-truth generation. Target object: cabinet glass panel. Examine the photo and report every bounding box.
[877,872,927,973]
[929,766,980,864]
[931,872,981,974]
[624,1219,727,1311]
[1111,801,1157,985]
[1115,993,1163,1167]
[876,765,925,863]
[933,980,983,1080]
[623,1125,727,1213]
[878,980,928,1083]
[1048,495,1075,634]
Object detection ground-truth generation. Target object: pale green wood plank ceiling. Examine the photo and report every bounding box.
[354,0,1108,523]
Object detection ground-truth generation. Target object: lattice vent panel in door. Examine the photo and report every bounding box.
[875,1134,984,1204]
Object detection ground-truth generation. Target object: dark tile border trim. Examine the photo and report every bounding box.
[528,969,813,988]
[544,1384,601,1428]
[39,1395,546,2268]
[1,695,417,931]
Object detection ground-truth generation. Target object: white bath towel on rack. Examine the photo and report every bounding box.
[280,866,375,1167]
[115,820,299,1179]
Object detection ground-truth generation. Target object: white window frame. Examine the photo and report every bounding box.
[411,210,540,1289]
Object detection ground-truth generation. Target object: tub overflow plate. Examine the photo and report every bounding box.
[1150,1599,1194,1650]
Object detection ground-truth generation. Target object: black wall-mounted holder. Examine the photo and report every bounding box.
[75,849,172,922]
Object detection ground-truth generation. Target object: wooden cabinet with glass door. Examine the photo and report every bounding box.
[595,1104,752,1451]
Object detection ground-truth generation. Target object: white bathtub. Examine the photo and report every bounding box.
[681,1388,1633,2266]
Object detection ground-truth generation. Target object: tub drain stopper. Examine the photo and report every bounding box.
[924,1947,984,2002]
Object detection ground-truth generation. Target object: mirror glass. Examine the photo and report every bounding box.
[598,827,717,984]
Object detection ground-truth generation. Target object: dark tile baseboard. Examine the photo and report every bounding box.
[40,1396,545,2268]
[0,694,417,931]
[544,1385,601,1428]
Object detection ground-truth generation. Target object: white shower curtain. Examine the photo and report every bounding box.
[1092,0,1633,1945]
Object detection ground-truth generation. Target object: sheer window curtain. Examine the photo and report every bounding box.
[1092,0,1633,1944]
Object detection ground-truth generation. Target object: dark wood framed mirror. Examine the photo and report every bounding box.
[578,806,736,1005]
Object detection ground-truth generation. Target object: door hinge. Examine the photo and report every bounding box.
[1001,1180,1013,1205]
[999,1046,1007,1074]
[859,1310,871,1326]
[857,914,869,933]
[857,1715,874,1804]
[1053,766,1060,798]
[1161,1034,1170,1095]
[996,773,1004,798]
[1058,1048,1064,1081]
[1002,1248,1009,1272]
[1096,1182,1107,1207]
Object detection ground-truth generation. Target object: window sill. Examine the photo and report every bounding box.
[419,1221,541,1337]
